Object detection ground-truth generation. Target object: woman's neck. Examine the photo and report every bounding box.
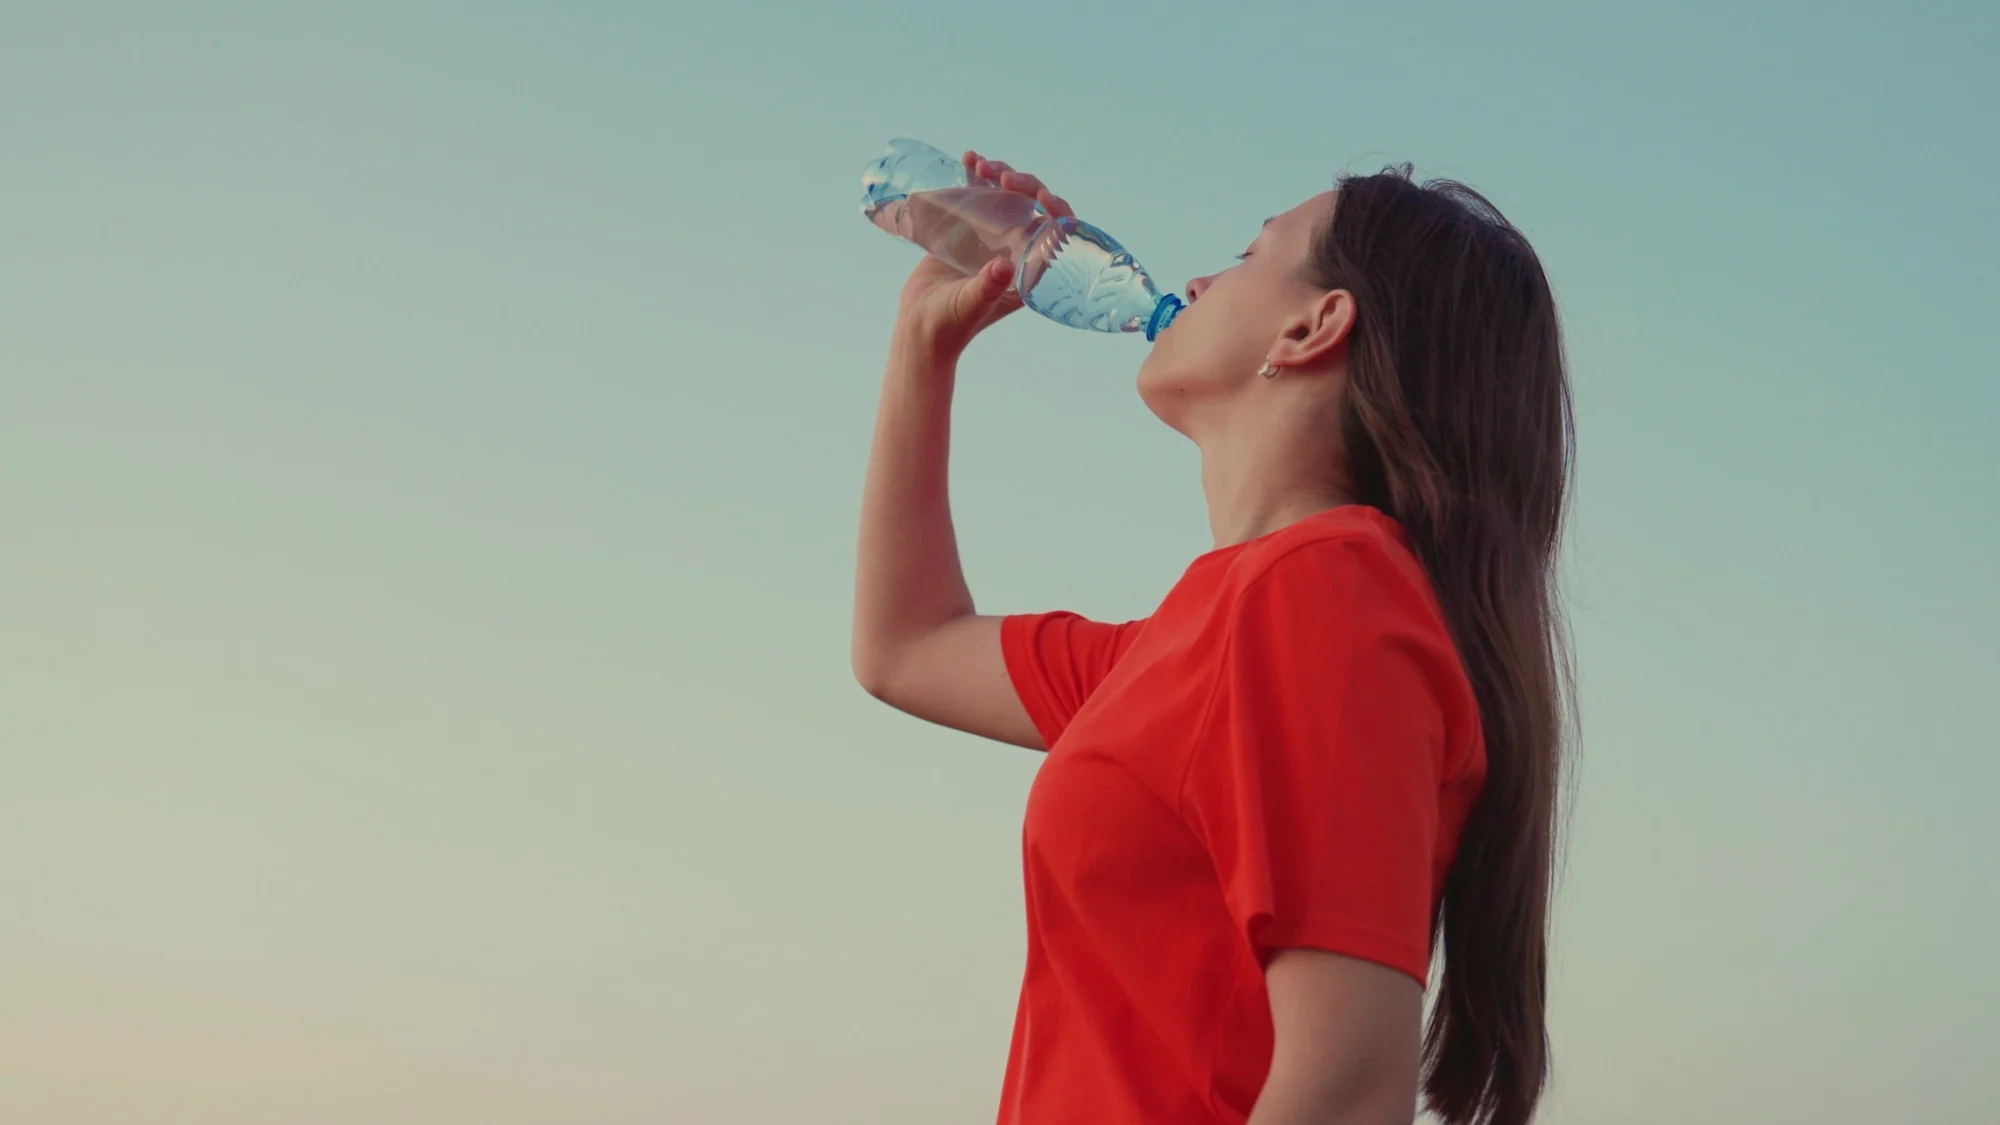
[1195,401,1352,549]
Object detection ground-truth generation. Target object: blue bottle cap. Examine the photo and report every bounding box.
[1145,293,1184,342]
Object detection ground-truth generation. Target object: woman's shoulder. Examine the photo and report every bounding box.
[1200,505,1456,648]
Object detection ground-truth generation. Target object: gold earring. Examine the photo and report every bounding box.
[1258,361,1280,379]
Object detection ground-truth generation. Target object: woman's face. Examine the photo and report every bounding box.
[1136,191,1338,434]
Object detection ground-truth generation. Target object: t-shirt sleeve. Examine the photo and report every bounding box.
[1001,611,1148,749]
[1178,536,1458,986]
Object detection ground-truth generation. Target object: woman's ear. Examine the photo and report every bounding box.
[1270,289,1354,368]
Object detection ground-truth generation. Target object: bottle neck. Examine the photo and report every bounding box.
[1146,293,1184,341]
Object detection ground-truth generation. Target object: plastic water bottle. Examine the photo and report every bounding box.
[861,139,1183,341]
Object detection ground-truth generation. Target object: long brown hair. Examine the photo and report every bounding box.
[1307,167,1576,1125]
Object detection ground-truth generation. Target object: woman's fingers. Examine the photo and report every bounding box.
[1002,172,1073,219]
[966,152,1076,219]
[999,170,1039,193]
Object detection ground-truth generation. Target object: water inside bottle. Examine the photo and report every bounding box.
[865,186,1048,278]
[1020,218,1177,336]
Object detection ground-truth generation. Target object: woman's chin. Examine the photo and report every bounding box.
[1135,360,1197,437]
[1136,351,1254,436]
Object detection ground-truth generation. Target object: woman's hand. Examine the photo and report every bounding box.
[894,151,1076,357]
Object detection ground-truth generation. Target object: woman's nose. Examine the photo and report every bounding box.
[1186,274,1213,302]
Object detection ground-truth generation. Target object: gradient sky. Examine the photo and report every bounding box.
[2,3,1995,1123]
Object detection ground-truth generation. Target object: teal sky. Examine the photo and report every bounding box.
[3,3,1994,1122]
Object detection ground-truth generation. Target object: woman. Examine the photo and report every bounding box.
[852,151,1574,1125]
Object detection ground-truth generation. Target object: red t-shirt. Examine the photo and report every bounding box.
[995,504,1486,1125]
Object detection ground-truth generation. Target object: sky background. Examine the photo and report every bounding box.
[2,2,1995,1122]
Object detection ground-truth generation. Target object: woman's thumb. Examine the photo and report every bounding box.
[952,255,1014,319]
[977,254,1014,296]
